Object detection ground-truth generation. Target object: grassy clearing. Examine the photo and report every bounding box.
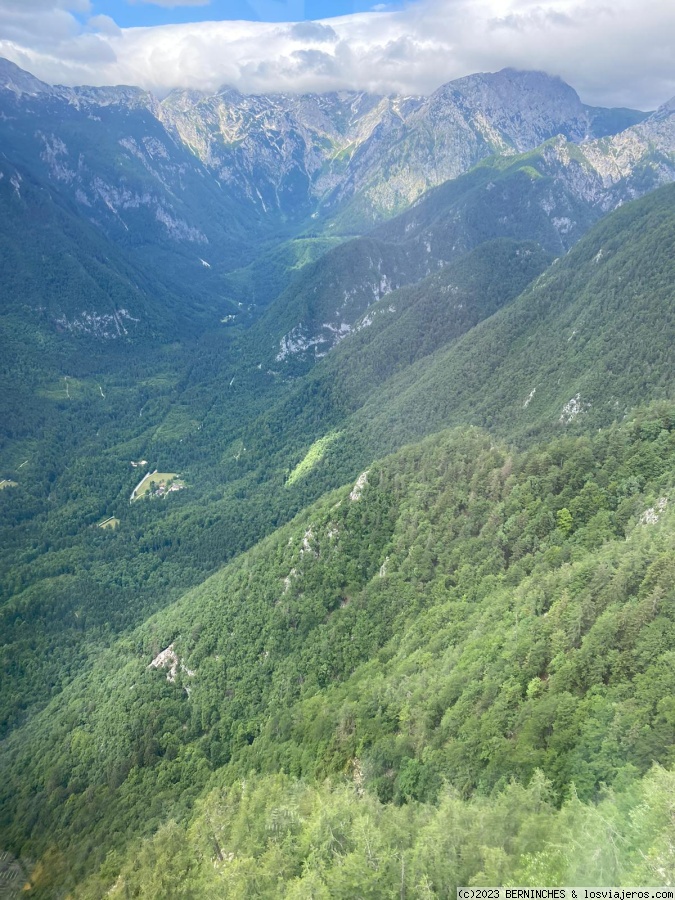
[286,431,341,486]
[130,471,182,502]
[222,439,246,465]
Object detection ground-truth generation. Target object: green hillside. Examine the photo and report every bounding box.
[353,181,675,451]
[2,406,675,895]
[371,142,601,253]
[220,235,346,312]
[287,239,552,410]
[73,765,675,897]
[253,141,622,372]
[252,181,675,498]
[2,185,671,757]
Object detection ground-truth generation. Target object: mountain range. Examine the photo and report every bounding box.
[2,57,673,360]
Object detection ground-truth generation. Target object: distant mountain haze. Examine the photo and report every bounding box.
[1,57,671,349]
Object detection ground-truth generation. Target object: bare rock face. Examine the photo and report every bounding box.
[156,67,655,227]
[449,69,594,149]
[580,99,675,195]
[315,68,650,228]
[0,57,55,97]
[158,86,403,217]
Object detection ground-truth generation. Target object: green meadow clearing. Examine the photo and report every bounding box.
[130,471,183,502]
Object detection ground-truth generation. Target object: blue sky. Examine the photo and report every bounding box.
[83,1,404,29]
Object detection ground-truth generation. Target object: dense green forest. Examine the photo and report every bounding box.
[74,765,675,897]
[1,83,675,895]
[2,405,675,895]
[0,233,551,741]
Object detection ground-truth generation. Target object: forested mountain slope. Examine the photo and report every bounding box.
[258,102,675,369]
[350,180,675,451]
[75,764,675,897]
[224,183,675,506]
[0,237,544,747]
[254,157,589,369]
[0,156,172,449]
[0,59,263,317]
[2,183,672,760]
[2,406,675,896]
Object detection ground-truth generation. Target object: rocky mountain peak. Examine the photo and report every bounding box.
[214,85,245,102]
[656,95,675,116]
[0,57,53,97]
[430,67,590,151]
[66,84,159,113]
[451,67,581,106]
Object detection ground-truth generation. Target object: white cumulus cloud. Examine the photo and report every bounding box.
[0,0,673,109]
